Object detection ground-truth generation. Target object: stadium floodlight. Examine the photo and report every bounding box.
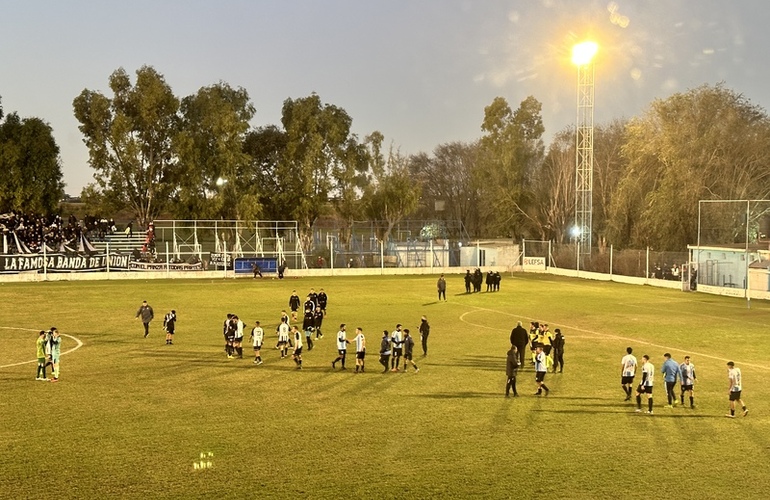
[571,41,598,66]
[215,177,228,187]
[573,40,598,256]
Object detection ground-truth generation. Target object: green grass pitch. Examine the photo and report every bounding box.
[1,273,768,499]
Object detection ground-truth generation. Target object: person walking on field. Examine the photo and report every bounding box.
[635,355,654,414]
[679,356,696,408]
[506,345,520,397]
[726,361,748,418]
[419,316,430,356]
[401,329,419,373]
[437,274,447,301]
[661,353,679,408]
[163,310,177,345]
[533,345,550,396]
[135,300,154,338]
[620,347,638,401]
[510,321,528,368]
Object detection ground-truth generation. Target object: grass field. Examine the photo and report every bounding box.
[1,273,769,499]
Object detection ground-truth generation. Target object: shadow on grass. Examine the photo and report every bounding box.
[418,391,501,399]
[531,408,721,418]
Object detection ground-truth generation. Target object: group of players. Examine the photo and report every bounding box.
[34,327,61,382]
[620,347,749,417]
[220,288,430,374]
[505,321,566,398]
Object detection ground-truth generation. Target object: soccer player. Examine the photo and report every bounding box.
[620,347,638,401]
[135,300,154,338]
[232,315,245,358]
[163,310,177,345]
[250,320,264,365]
[401,329,419,373]
[317,288,328,316]
[379,330,391,373]
[661,353,679,408]
[223,313,233,354]
[390,324,404,372]
[506,345,519,397]
[36,330,48,381]
[49,327,61,382]
[542,324,554,357]
[302,308,315,350]
[313,306,324,340]
[726,361,748,418]
[437,274,447,301]
[679,356,696,408]
[419,316,430,356]
[635,355,654,414]
[291,326,303,369]
[277,319,290,359]
[224,316,237,359]
[289,290,301,322]
[353,327,366,373]
[533,345,550,396]
[307,288,319,309]
[528,322,540,365]
[332,324,350,370]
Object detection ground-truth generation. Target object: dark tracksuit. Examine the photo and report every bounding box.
[136,304,154,337]
[552,333,565,373]
[419,319,430,356]
[506,348,519,396]
[510,325,529,367]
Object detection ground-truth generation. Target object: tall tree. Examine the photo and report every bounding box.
[0,112,64,213]
[477,96,545,238]
[73,66,180,227]
[242,125,288,220]
[276,93,356,249]
[174,82,256,220]
[608,84,770,250]
[529,129,575,242]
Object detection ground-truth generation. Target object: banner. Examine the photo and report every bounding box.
[522,256,546,271]
[0,253,202,273]
[209,252,232,269]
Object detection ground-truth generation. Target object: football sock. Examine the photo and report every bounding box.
[636,395,641,408]
[690,396,694,407]
[731,409,735,416]
[648,398,653,412]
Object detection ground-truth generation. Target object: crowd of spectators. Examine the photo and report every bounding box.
[0,211,116,254]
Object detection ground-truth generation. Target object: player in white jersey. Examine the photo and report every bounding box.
[232,315,245,358]
[250,321,264,365]
[679,356,696,408]
[620,347,638,401]
[277,321,290,359]
[726,361,748,417]
[390,324,404,372]
[533,345,550,396]
[332,324,350,370]
[353,327,366,373]
[635,355,654,414]
[291,326,303,369]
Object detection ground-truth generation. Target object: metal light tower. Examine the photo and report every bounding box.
[572,41,598,256]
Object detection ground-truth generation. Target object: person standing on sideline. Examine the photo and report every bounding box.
[163,310,177,345]
[390,324,404,372]
[506,345,519,397]
[332,324,350,370]
[510,321,528,368]
[135,300,154,338]
[464,270,472,293]
[551,329,565,373]
[533,345,550,396]
[679,356,696,408]
[661,353,679,408]
[620,347,638,401]
[49,327,61,382]
[379,330,391,373]
[353,327,366,373]
[419,316,430,356]
[726,361,748,417]
[635,355,654,414]
[401,329,419,373]
[437,274,447,301]
[250,321,264,365]
[291,326,303,369]
[289,290,301,322]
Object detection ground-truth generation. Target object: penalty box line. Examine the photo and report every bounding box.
[458,305,770,372]
[0,326,84,369]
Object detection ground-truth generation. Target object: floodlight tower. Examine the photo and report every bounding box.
[572,41,598,256]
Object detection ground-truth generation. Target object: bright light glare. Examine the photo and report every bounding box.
[570,226,582,238]
[215,177,228,187]
[572,41,598,65]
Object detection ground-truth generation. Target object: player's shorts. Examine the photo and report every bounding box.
[338,349,347,355]
[233,336,243,343]
[356,351,366,360]
[681,384,693,391]
[277,341,287,347]
[535,371,546,382]
[225,335,235,342]
[729,390,742,401]
[52,355,60,363]
[253,343,262,351]
[637,385,653,394]
[393,348,403,356]
[404,353,413,360]
[294,347,303,356]
[166,329,175,335]
[37,357,45,364]
[621,376,635,385]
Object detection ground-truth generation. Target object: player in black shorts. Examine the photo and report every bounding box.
[401,329,419,373]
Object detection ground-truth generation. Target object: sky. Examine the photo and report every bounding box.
[3,0,770,195]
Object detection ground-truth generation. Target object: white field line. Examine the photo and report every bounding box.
[0,327,84,369]
[459,305,770,372]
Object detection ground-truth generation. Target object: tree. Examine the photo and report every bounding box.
[608,84,770,250]
[477,96,545,238]
[276,93,357,249]
[528,129,575,242]
[362,147,422,244]
[242,125,288,220]
[0,112,64,213]
[73,66,180,227]
[174,82,256,220]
